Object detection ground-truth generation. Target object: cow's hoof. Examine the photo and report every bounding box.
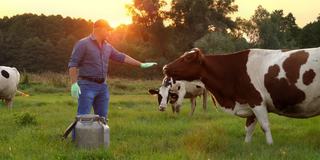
[267,141,273,145]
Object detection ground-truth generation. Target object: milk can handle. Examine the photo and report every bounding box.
[98,117,107,125]
[78,118,94,122]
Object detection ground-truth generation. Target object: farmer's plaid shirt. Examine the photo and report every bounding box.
[68,34,126,79]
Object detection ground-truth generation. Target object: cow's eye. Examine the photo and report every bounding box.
[184,54,195,63]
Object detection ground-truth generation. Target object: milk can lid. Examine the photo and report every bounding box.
[76,114,100,121]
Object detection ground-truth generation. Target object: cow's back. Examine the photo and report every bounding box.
[183,80,205,97]
[0,66,20,99]
[247,48,320,117]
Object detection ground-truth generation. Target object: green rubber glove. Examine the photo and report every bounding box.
[71,82,81,98]
[140,62,157,68]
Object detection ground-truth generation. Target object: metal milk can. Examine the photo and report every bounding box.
[75,114,109,149]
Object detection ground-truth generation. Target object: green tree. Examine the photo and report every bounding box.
[55,35,77,72]
[126,0,173,58]
[19,37,56,72]
[194,32,249,54]
[168,0,238,50]
[243,6,300,49]
[299,20,320,48]
[0,14,92,73]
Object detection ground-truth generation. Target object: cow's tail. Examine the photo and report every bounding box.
[210,92,221,112]
[202,89,207,111]
[16,90,30,97]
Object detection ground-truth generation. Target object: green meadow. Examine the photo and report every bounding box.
[0,74,320,160]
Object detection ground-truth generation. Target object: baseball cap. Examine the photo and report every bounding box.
[93,19,112,30]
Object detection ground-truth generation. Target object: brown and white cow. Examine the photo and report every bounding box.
[149,77,207,115]
[163,47,320,144]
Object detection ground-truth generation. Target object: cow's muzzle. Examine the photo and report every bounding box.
[163,65,169,74]
[159,105,166,112]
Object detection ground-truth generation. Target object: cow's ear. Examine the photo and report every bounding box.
[148,89,159,95]
[193,48,204,64]
[170,77,176,84]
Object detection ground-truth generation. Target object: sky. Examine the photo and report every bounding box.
[1,0,319,28]
[235,0,320,27]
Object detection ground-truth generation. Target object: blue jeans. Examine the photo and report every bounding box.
[77,80,110,118]
[72,79,110,140]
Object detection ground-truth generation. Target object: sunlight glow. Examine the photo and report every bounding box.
[1,0,319,28]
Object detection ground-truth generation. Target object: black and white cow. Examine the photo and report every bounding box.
[149,77,207,115]
[0,66,20,108]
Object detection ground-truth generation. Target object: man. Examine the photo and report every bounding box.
[68,19,157,120]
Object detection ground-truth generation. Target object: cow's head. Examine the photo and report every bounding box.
[148,77,178,111]
[163,48,204,81]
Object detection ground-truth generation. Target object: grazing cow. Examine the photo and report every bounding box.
[149,77,207,115]
[163,47,320,144]
[0,66,20,109]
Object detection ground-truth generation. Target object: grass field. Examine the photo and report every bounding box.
[1,76,320,160]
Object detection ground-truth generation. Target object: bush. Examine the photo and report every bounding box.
[28,72,69,88]
[14,112,38,126]
[21,70,30,85]
[194,32,250,54]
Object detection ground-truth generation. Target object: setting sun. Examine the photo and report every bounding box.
[1,0,320,27]
[1,0,133,27]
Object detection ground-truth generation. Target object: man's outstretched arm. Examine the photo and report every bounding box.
[124,55,157,68]
[124,55,142,67]
[110,46,157,68]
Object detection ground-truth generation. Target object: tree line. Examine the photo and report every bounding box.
[0,0,319,79]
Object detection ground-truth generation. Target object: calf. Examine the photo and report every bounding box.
[149,77,207,115]
[0,66,20,109]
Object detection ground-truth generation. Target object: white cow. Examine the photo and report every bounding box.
[149,77,207,115]
[0,66,20,108]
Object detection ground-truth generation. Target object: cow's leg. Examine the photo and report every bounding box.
[175,104,181,113]
[202,90,207,111]
[190,98,196,116]
[171,104,176,113]
[175,91,185,114]
[252,105,273,144]
[245,115,257,143]
[4,99,13,109]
